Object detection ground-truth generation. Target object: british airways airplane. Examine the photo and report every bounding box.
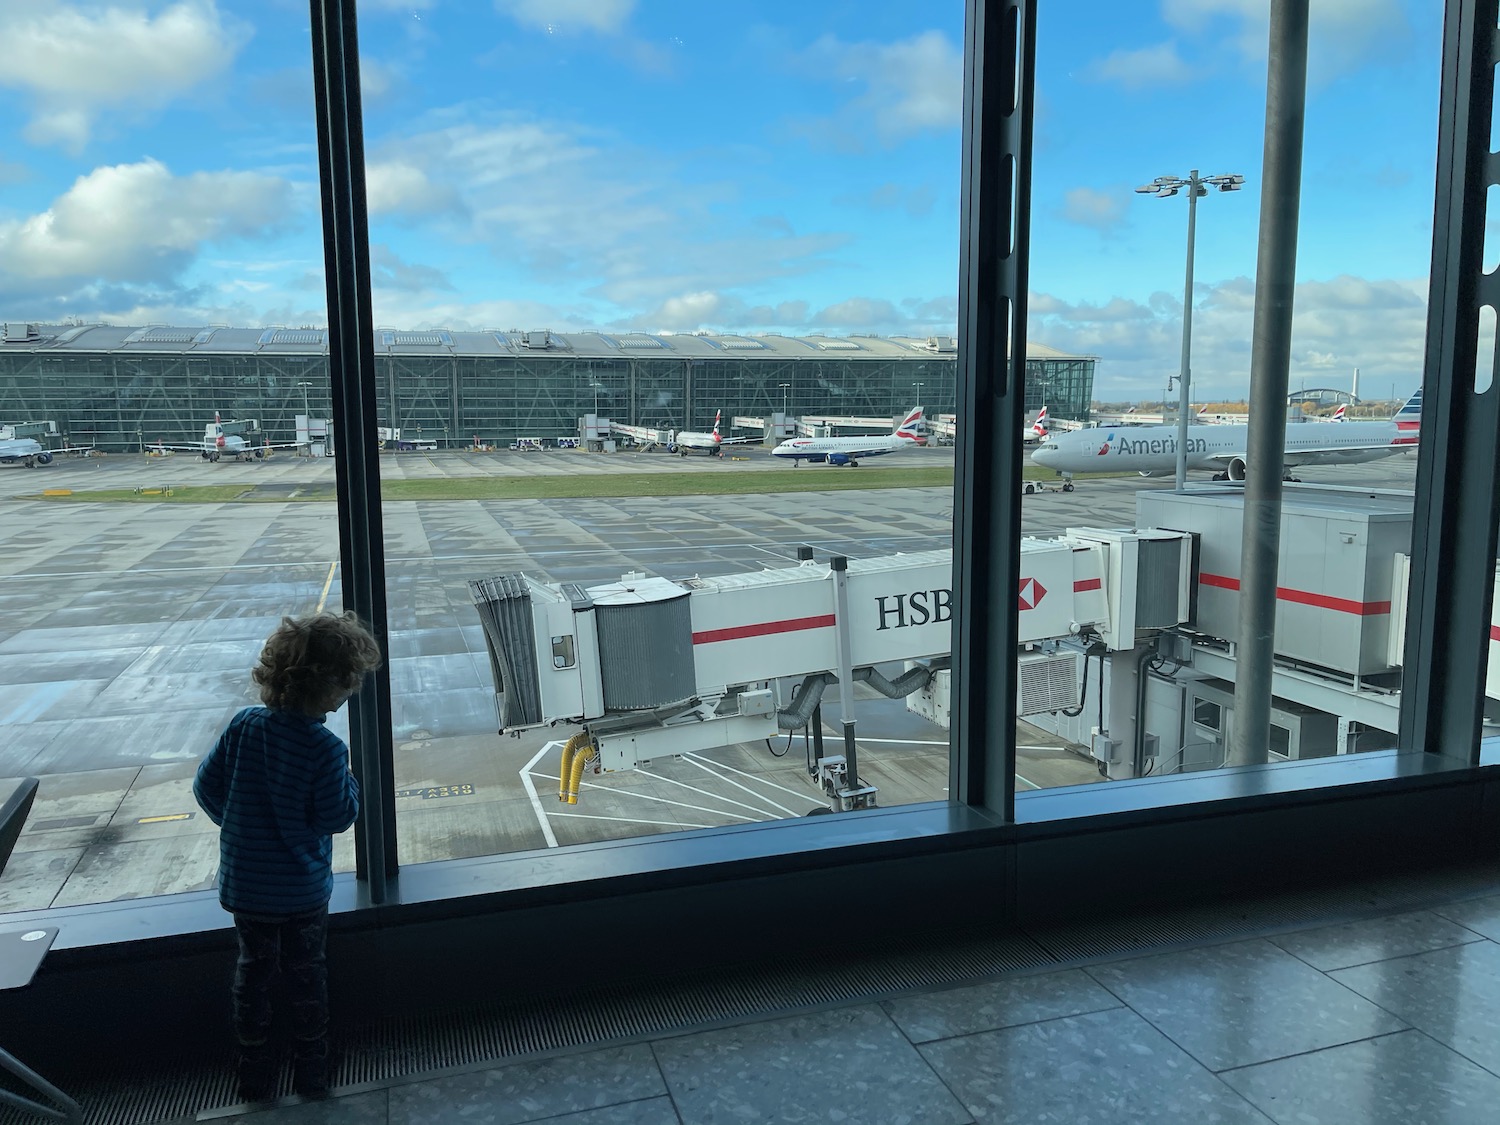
[771,407,926,466]
[1030,391,1421,483]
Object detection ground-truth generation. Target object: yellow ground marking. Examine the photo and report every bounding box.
[316,559,338,612]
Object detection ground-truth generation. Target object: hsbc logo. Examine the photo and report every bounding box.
[1017,577,1048,611]
[875,589,952,630]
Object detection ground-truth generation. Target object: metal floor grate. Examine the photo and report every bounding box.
[5,860,1498,1125]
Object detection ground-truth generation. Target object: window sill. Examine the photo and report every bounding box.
[5,747,1494,957]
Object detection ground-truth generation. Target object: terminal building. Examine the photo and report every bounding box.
[0,321,1096,450]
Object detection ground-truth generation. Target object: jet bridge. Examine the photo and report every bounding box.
[471,529,1193,809]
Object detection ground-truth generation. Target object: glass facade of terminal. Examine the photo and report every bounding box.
[0,345,1095,451]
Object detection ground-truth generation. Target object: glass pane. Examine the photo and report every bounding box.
[0,3,340,912]
[367,2,972,863]
[1017,3,1436,785]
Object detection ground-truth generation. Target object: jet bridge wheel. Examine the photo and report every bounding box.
[209,451,221,462]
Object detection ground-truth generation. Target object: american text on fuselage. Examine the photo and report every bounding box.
[1106,435,1209,456]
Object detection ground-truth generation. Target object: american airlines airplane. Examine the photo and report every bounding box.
[771,407,926,466]
[1031,391,1420,482]
[670,410,759,457]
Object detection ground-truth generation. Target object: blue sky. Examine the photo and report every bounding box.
[0,0,1447,399]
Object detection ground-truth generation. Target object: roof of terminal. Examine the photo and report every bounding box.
[0,323,1095,362]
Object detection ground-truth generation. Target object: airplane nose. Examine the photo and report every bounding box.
[1030,443,1056,466]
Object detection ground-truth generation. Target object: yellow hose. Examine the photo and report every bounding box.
[567,743,596,805]
[557,732,587,801]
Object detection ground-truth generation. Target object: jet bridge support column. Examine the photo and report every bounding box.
[827,556,876,809]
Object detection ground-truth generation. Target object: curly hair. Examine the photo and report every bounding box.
[252,611,383,716]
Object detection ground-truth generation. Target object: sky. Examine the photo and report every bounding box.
[0,0,1450,400]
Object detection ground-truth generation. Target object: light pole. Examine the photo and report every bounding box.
[296,381,312,420]
[778,382,791,417]
[1136,170,1245,490]
[912,381,924,406]
[590,382,604,417]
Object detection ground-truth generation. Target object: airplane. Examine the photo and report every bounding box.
[670,410,759,457]
[1326,404,1347,422]
[151,413,300,462]
[771,406,927,466]
[0,437,57,468]
[1030,390,1421,484]
[1023,407,1050,446]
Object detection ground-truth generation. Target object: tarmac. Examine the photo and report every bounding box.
[0,443,1422,912]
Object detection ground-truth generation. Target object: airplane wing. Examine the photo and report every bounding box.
[715,435,762,446]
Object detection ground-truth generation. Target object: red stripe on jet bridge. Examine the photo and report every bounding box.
[1073,578,1103,593]
[1491,625,1500,642]
[692,614,837,645]
[1199,572,1391,616]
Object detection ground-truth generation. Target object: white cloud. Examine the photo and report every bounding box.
[1089,41,1197,89]
[0,1,248,151]
[815,297,905,328]
[1162,0,1410,80]
[365,160,460,216]
[495,0,634,35]
[363,117,850,314]
[799,31,962,146]
[0,159,293,285]
[1029,274,1429,397]
[1060,187,1130,234]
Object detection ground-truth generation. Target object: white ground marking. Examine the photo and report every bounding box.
[550,812,710,829]
[632,768,789,819]
[680,753,828,804]
[1016,774,1041,789]
[526,771,759,823]
[520,741,561,849]
[679,755,799,817]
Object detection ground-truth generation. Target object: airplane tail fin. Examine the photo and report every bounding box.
[712,409,722,443]
[1031,406,1049,436]
[1393,388,1422,422]
[895,406,926,444]
[1331,404,1346,422]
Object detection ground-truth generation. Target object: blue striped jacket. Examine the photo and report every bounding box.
[193,706,360,916]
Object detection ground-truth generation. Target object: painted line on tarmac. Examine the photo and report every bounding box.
[678,755,799,817]
[680,753,830,804]
[632,768,788,820]
[520,740,561,849]
[315,559,338,613]
[528,771,759,823]
[550,811,711,830]
[1016,773,1041,789]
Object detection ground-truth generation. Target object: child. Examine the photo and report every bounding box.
[193,611,382,1101]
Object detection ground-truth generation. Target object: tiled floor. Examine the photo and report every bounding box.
[207,895,1500,1125]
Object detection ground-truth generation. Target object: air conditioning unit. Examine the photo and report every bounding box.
[1017,650,1082,715]
[522,330,551,349]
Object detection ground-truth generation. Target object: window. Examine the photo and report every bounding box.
[0,2,340,914]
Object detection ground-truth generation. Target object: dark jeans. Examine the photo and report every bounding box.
[232,907,329,1061]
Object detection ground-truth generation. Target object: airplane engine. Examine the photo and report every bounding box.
[254,447,265,459]
[1228,457,1248,482]
[828,452,851,466]
[36,452,52,466]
